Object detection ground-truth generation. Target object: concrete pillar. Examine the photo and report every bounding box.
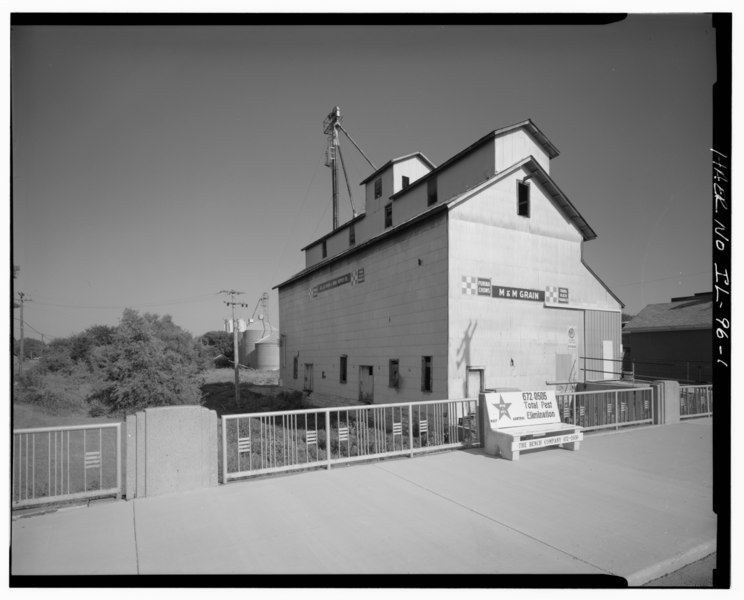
[126,406,218,499]
[652,380,681,425]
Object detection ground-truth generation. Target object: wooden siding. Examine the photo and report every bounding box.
[392,156,432,194]
[279,212,450,404]
[304,126,552,270]
[447,168,621,393]
[361,168,395,238]
[584,310,622,381]
[495,129,551,173]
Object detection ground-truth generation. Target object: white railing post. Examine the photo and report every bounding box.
[573,394,576,426]
[326,409,332,470]
[115,423,122,500]
[408,404,414,458]
[615,391,619,430]
[221,416,228,484]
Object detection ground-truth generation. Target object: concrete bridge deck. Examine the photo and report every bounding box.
[10,419,717,586]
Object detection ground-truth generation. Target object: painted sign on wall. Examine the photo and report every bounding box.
[462,276,492,296]
[568,326,577,349]
[310,268,365,297]
[484,390,561,429]
[492,286,544,302]
[546,286,570,305]
[462,275,570,306]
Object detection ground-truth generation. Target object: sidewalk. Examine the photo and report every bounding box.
[10,419,716,584]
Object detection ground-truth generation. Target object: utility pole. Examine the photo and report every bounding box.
[220,290,247,407]
[16,292,31,377]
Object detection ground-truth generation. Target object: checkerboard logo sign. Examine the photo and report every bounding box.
[351,268,365,285]
[545,286,569,304]
[462,276,478,295]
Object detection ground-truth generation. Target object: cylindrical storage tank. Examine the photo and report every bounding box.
[239,329,264,367]
[255,330,280,370]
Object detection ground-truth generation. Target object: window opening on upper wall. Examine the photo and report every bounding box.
[427,178,438,206]
[518,180,531,217]
[374,177,382,199]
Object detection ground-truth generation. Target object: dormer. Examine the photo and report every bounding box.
[360,153,435,218]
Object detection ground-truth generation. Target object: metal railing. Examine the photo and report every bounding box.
[222,398,480,482]
[679,385,713,419]
[12,423,123,509]
[556,387,654,432]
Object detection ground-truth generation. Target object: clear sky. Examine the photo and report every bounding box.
[10,15,718,343]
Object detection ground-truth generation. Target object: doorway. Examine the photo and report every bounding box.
[466,367,484,399]
[359,365,374,403]
[304,363,314,392]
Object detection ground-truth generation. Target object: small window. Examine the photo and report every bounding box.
[427,178,437,206]
[340,355,348,384]
[293,355,298,380]
[421,356,432,392]
[349,224,355,246]
[389,359,400,388]
[322,240,327,258]
[384,203,393,228]
[374,177,382,199]
[402,175,410,189]
[518,181,530,217]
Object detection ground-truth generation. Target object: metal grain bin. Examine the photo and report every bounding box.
[255,331,280,370]
[239,329,264,367]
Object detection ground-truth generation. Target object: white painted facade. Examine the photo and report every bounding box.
[277,120,622,404]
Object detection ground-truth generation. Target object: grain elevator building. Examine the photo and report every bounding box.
[275,119,623,404]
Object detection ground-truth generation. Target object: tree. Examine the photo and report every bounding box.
[41,337,75,373]
[70,325,117,367]
[199,330,234,360]
[90,309,203,413]
[13,337,45,359]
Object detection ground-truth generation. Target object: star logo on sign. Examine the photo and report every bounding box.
[492,395,512,421]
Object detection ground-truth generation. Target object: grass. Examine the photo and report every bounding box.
[12,367,300,505]
[200,368,305,417]
[12,367,296,429]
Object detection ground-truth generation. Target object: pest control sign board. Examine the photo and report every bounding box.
[484,390,561,429]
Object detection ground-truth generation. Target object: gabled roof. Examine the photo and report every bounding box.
[447,155,597,241]
[624,293,712,332]
[279,155,600,290]
[275,203,448,289]
[300,212,365,252]
[359,152,436,186]
[389,119,559,200]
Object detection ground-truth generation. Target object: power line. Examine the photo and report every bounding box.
[29,293,220,311]
[13,317,53,340]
